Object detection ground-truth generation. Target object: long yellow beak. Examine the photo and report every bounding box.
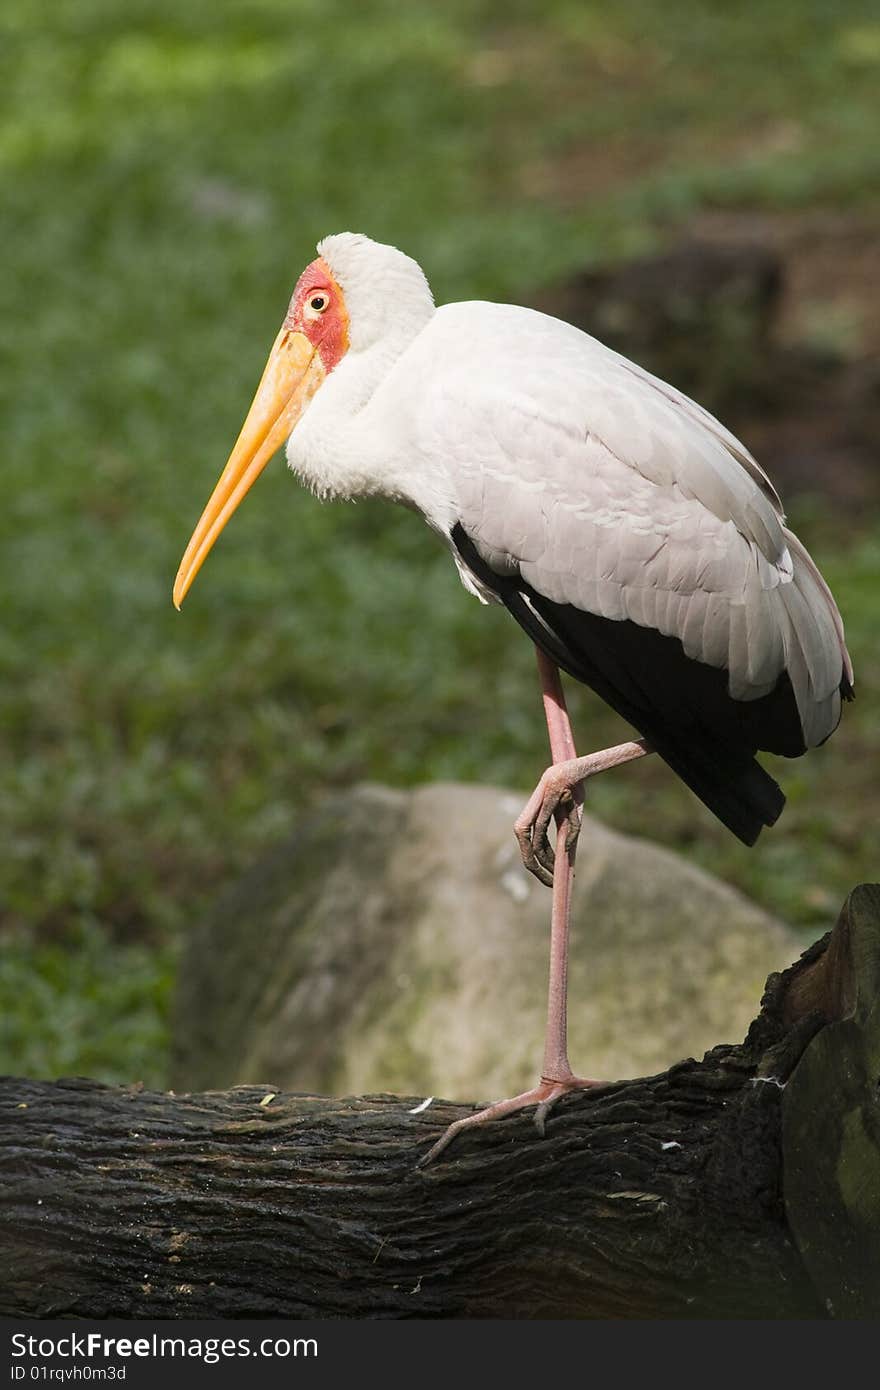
[173,328,325,608]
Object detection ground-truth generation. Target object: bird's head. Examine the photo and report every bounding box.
[171,254,347,608]
[172,233,432,609]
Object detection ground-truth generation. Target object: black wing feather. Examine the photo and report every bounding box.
[452,522,791,845]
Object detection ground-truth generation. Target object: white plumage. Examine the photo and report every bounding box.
[287,235,851,765]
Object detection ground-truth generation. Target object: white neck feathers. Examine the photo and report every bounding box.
[285,234,436,501]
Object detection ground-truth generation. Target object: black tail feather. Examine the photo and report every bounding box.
[639,728,784,846]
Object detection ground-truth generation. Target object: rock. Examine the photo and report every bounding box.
[171,782,801,1101]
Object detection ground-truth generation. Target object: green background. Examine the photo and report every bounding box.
[1,0,878,1084]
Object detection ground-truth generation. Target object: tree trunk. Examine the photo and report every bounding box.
[2,885,879,1320]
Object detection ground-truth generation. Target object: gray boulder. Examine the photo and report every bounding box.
[171,782,800,1100]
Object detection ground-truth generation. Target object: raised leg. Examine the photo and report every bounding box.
[515,735,652,886]
[420,649,650,1165]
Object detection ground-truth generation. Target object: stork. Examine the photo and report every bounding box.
[173,233,852,1164]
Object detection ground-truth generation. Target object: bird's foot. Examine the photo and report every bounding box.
[514,741,652,885]
[514,759,585,886]
[418,1071,601,1167]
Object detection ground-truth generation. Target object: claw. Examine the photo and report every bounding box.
[528,853,555,889]
[534,829,555,876]
[564,805,582,854]
[419,1074,602,1166]
[514,768,584,888]
[533,787,556,865]
[514,787,555,885]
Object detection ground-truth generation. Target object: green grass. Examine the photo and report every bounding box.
[2,0,878,1083]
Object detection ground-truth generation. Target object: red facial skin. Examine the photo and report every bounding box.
[283,257,349,372]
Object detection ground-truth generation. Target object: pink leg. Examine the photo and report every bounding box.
[535,649,581,1086]
[515,708,651,887]
[420,650,650,1165]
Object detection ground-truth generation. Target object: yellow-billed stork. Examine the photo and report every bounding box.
[174,234,852,1163]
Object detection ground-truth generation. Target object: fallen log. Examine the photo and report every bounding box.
[2,885,879,1319]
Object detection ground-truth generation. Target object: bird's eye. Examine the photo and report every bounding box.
[309,295,328,312]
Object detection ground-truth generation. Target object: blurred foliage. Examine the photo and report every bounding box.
[1,0,878,1082]
[0,923,174,1087]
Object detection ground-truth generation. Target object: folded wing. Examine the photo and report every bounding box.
[427,310,852,842]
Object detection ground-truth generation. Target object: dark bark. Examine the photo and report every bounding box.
[2,886,879,1320]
